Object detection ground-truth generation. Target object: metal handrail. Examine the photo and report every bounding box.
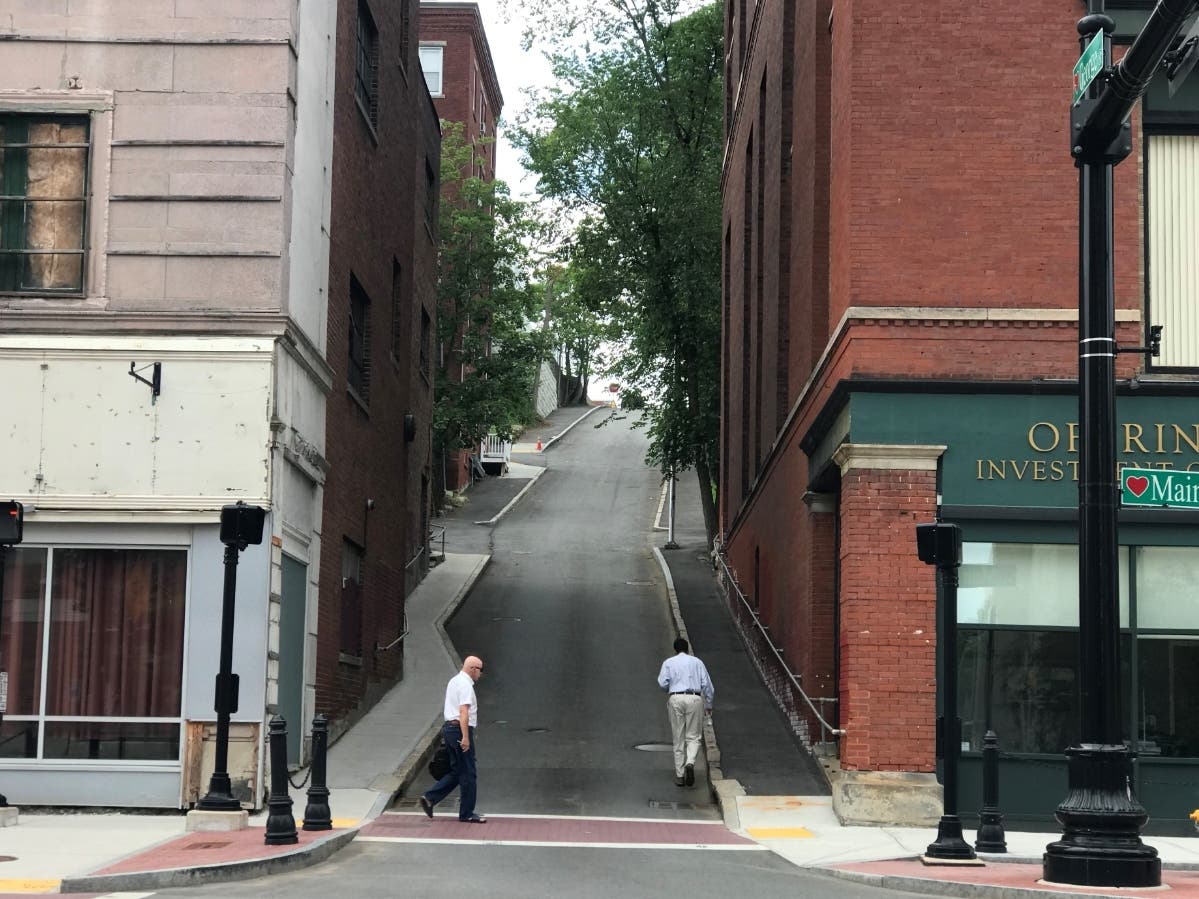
[406,525,446,571]
[715,550,845,739]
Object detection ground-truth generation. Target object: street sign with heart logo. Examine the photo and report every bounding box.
[1126,475,1149,498]
[1121,468,1199,508]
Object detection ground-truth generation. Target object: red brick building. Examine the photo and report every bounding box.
[317,0,440,736]
[721,0,1199,832]
[420,1,503,492]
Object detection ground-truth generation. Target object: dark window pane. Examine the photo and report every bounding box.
[960,628,1133,755]
[959,629,1081,754]
[46,548,186,717]
[0,719,38,759]
[0,115,89,294]
[1136,637,1199,758]
[43,721,180,761]
[0,546,47,715]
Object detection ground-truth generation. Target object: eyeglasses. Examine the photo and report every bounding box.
[470,664,483,671]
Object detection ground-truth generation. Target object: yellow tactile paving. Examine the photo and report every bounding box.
[0,879,60,894]
[296,817,359,828]
[746,826,815,839]
[739,796,821,811]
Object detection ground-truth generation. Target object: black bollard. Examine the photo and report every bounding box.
[303,714,332,831]
[975,731,1007,852]
[264,716,298,845]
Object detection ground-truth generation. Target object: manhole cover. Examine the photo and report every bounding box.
[186,841,232,850]
[633,742,673,752]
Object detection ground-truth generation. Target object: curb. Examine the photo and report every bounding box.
[59,828,356,894]
[812,864,1167,899]
[650,544,744,832]
[474,467,545,526]
[543,404,604,449]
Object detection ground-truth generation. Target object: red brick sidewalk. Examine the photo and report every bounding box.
[90,825,350,876]
[361,812,757,847]
[836,857,1199,898]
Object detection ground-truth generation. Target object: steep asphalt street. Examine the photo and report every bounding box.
[442,409,701,819]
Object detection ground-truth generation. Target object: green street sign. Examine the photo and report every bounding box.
[1121,468,1199,508]
[1073,31,1104,104]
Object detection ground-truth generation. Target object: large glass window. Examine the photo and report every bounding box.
[0,546,186,761]
[960,542,1128,627]
[0,114,89,294]
[957,541,1199,759]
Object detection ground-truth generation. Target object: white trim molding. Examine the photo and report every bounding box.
[832,443,947,475]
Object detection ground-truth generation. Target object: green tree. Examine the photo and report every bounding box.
[513,2,723,542]
[434,122,549,491]
[542,264,617,405]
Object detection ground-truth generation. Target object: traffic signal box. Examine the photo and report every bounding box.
[0,501,22,545]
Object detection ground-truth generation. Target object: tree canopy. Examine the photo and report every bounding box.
[513,2,724,541]
[433,122,549,466]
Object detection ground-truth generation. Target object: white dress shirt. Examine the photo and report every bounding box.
[444,670,478,726]
[657,652,715,710]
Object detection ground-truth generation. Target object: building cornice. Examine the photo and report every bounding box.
[832,443,946,475]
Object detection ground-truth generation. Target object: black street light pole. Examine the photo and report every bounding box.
[1043,0,1198,887]
[195,502,266,813]
[0,501,25,812]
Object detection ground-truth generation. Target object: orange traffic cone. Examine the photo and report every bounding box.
[535,438,543,451]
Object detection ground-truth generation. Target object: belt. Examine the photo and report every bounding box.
[672,690,701,696]
[444,720,464,726]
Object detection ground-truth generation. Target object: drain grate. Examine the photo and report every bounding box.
[648,800,703,810]
[186,841,233,850]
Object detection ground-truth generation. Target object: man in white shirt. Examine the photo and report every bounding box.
[419,655,486,822]
[657,637,715,787]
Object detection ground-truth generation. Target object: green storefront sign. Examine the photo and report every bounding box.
[1122,467,1199,508]
[826,393,1199,509]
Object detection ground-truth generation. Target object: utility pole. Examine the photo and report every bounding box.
[1043,0,1198,888]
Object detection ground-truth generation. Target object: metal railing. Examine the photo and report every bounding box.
[479,434,512,464]
[715,550,845,742]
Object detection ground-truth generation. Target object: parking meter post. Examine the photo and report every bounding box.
[975,730,1007,853]
[303,715,332,831]
[264,716,297,845]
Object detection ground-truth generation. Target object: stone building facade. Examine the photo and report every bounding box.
[0,0,438,807]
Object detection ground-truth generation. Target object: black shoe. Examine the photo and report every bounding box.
[674,776,685,787]
[460,814,487,823]
[419,796,434,818]
[685,764,695,786]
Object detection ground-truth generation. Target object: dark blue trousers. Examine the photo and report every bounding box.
[423,721,478,820]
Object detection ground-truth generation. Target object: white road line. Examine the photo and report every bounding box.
[358,836,765,851]
[382,811,729,825]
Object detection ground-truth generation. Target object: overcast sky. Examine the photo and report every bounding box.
[473,1,551,198]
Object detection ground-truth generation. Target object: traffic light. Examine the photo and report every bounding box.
[0,501,23,545]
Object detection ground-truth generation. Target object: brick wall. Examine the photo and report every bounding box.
[837,465,938,771]
[316,0,437,727]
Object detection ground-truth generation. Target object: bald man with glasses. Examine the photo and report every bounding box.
[420,655,487,823]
